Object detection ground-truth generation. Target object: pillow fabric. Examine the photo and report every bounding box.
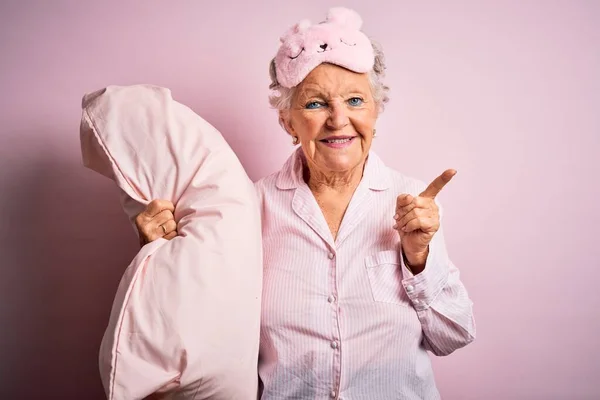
[80,85,263,400]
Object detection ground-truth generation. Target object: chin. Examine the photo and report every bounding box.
[323,153,365,172]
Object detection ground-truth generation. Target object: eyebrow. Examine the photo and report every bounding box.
[298,87,368,99]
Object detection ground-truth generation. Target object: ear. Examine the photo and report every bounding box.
[326,7,363,30]
[278,109,295,136]
[279,19,312,42]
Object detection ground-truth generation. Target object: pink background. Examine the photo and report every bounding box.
[1,1,598,399]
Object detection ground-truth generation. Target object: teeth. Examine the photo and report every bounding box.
[326,138,351,143]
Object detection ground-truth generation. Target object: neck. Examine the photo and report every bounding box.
[304,159,366,194]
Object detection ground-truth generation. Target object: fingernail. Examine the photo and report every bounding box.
[394,214,399,219]
[393,224,397,229]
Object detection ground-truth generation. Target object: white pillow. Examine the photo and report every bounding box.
[80,84,263,400]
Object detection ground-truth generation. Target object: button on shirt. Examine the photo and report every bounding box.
[255,150,476,400]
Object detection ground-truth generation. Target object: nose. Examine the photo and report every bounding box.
[326,101,349,130]
[320,43,328,50]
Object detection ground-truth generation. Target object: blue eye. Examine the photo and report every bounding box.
[348,97,364,106]
[305,101,324,109]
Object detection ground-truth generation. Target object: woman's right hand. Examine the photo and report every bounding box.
[135,199,178,245]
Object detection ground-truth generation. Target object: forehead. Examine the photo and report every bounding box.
[296,63,371,95]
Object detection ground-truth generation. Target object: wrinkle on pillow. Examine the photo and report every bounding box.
[80,85,263,400]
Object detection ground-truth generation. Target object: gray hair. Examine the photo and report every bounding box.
[268,39,390,112]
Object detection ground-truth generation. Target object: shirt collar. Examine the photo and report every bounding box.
[275,148,391,191]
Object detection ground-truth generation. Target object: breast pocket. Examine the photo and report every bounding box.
[365,250,411,307]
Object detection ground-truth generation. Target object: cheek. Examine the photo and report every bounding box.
[353,113,377,136]
[294,113,326,140]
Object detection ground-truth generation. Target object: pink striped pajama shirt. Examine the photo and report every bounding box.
[255,149,476,400]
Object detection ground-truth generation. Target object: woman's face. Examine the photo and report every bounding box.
[283,63,379,175]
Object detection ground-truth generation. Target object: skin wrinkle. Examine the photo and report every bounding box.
[269,40,390,112]
[281,63,378,193]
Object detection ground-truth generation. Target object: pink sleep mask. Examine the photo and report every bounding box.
[274,7,375,88]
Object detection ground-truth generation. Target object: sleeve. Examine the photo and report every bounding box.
[399,205,476,356]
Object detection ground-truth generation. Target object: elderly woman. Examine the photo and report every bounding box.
[135,7,475,399]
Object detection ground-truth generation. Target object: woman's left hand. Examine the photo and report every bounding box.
[394,170,456,272]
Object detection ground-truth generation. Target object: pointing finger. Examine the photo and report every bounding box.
[420,169,457,199]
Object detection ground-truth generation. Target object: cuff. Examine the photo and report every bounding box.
[401,243,449,311]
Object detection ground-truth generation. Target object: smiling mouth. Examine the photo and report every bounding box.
[320,137,355,144]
